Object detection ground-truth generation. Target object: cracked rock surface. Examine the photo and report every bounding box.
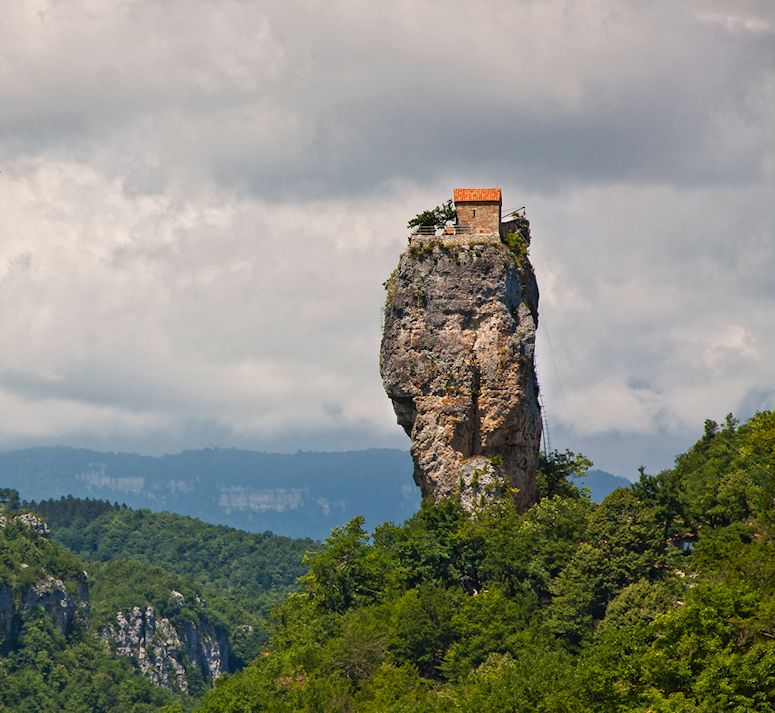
[380,229,542,511]
[101,600,229,692]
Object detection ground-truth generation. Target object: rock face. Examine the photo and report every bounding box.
[21,572,89,634]
[0,512,89,653]
[380,213,541,511]
[0,576,88,653]
[101,601,229,692]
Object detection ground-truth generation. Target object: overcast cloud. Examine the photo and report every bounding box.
[1,0,773,477]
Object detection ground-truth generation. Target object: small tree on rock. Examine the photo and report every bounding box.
[407,200,456,230]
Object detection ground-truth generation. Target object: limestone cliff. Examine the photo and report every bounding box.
[101,599,229,693]
[380,211,542,511]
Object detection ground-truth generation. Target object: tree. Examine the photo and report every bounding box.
[0,488,20,511]
[535,449,592,500]
[407,200,456,230]
[300,517,385,613]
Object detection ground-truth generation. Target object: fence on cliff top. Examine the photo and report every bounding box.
[410,224,478,236]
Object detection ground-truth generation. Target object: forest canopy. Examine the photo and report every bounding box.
[201,410,775,712]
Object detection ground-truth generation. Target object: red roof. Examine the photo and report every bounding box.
[453,188,502,203]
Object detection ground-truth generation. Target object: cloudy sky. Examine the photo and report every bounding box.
[1,0,773,477]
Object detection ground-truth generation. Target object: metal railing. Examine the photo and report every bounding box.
[410,224,479,236]
[502,207,526,220]
[411,211,526,237]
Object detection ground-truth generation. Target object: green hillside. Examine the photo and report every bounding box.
[28,499,315,598]
[200,410,775,712]
[0,508,181,712]
[0,496,320,709]
[25,499,318,666]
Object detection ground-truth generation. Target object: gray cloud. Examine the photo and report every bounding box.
[3,1,774,196]
[0,0,773,476]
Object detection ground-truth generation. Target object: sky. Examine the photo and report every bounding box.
[1,0,773,478]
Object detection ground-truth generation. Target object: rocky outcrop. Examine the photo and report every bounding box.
[0,511,52,538]
[0,512,89,653]
[21,572,89,633]
[101,598,229,692]
[380,216,542,511]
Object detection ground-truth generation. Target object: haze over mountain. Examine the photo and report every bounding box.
[0,447,626,538]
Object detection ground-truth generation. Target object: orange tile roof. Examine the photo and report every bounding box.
[453,188,502,203]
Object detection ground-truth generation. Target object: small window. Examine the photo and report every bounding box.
[472,208,477,217]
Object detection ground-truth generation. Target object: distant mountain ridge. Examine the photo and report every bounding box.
[0,447,420,539]
[581,468,633,501]
[0,447,630,538]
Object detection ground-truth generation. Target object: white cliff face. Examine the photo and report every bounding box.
[103,606,190,692]
[380,217,542,512]
[101,598,229,692]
